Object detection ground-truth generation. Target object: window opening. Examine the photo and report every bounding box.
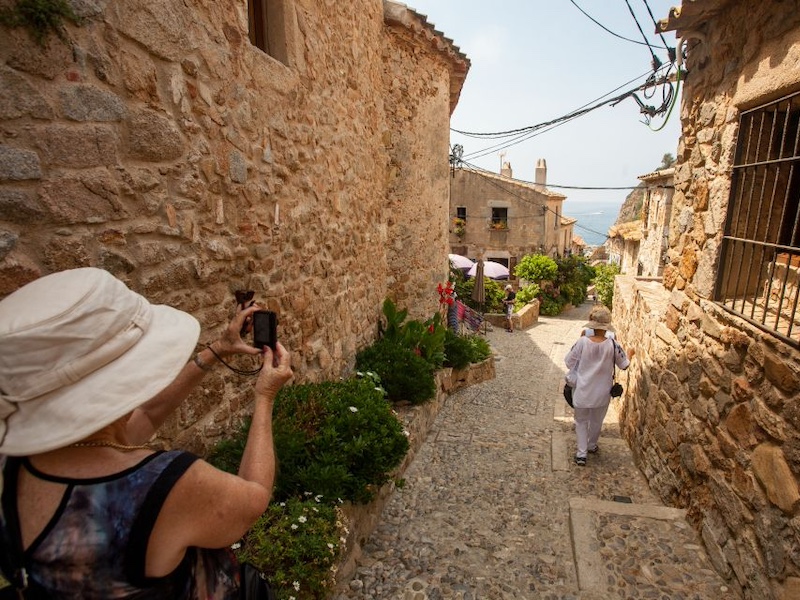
[491,207,508,230]
[714,91,800,347]
[248,0,289,65]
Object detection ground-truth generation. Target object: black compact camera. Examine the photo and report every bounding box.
[252,310,278,350]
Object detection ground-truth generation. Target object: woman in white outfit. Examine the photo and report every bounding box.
[564,306,634,466]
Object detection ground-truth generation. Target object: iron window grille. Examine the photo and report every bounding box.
[714,91,800,347]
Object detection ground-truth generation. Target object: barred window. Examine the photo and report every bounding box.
[248,0,289,65]
[714,91,800,347]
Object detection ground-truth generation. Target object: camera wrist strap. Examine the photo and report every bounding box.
[206,346,263,376]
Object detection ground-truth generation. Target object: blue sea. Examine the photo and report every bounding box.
[562,199,623,247]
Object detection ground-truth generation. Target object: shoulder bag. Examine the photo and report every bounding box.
[610,340,624,398]
[0,458,50,599]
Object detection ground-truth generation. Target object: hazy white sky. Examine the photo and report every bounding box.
[405,0,683,207]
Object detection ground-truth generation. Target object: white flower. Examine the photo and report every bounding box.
[349,406,358,413]
[327,543,334,549]
[279,502,286,507]
[230,542,241,550]
[293,581,300,591]
[315,494,323,502]
[298,516,307,523]
[291,524,298,530]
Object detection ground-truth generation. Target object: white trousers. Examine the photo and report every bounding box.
[573,404,610,458]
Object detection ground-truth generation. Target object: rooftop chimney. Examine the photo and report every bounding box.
[501,161,512,178]
[534,158,547,191]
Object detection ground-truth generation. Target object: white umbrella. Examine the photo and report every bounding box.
[448,253,474,271]
[467,260,509,280]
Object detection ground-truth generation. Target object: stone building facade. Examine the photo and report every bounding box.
[448,159,573,270]
[637,168,674,277]
[607,220,642,274]
[0,0,468,451]
[613,2,800,599]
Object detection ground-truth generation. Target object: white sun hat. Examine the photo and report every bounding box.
[0,268,200,456]
[583,305,615,333]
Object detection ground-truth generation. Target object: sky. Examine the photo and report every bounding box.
[404,0,682,215]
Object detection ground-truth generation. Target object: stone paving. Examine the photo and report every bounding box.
[333,301,740,600]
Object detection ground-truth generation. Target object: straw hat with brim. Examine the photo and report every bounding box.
[583,306,615,332]
[0,268,200,456]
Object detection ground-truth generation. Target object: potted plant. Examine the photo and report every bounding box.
[452,217,466,238]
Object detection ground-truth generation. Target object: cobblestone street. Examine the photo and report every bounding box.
[334,301,738,600]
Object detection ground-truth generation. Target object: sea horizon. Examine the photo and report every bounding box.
[563,199,624,247]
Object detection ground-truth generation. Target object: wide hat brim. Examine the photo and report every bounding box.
[584,319,615,333]
[0,304,199,456]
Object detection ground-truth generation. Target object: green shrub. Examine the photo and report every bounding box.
[356,338,435,405]
[513,283,540,311]
[0,0,80,45]
[378,298,445,369]
[514,254,558,282]
[443,329,473,369]
[467,335,491,363]
[592,263,620,308]
[272,377,409,504]
[453,277,505,312]
[236,497,344,600]
[209,377,409,505]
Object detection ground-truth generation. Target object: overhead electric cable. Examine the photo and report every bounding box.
[568,0,654,48]
[453,64,670,140]
[623,0,661,70]
[641,0,675,59]
[457,65,673,160]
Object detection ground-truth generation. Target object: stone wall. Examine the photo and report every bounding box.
[615,3,800,598]
[615,276,800,600]
[0,0,467,452]
[382,7,459,321]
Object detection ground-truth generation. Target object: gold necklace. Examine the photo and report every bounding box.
[69,440,151,452]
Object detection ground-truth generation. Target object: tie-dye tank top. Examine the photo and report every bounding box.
[6,450,240,599]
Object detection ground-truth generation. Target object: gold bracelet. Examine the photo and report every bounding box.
[193,353,214,371]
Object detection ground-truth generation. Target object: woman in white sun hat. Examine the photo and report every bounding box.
[564,305,634,467]
[0,267,292,598]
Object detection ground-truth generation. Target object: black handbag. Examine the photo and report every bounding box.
[563,383,574,407]
[0,458,50,599]
[240,562,276,600]
[609,340,624,398]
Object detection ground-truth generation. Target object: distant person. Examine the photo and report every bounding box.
[564,306,634,466]
[502,284,516,332]
[0,267,293,597]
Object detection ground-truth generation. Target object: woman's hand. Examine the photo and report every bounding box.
[210,304,264,358]
[255,342,293,399]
